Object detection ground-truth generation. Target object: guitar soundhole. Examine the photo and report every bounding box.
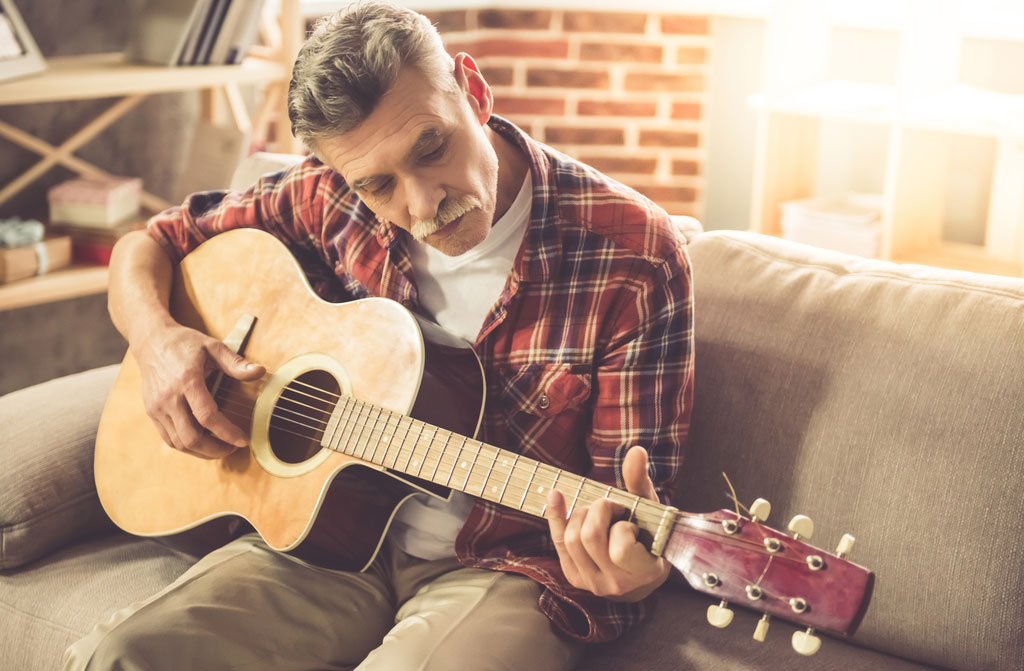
[268,369,339,464]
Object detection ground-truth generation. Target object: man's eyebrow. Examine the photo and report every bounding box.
[350,128,444,192]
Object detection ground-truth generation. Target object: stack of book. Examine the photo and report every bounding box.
[0,219,72,284]
[128,0,267,67]
[47,177,147,266]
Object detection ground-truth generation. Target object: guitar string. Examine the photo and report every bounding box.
[211,385,815,563]
[217,386,743,534]
[214,391,787,559]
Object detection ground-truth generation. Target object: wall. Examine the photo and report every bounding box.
[418,8,712,218]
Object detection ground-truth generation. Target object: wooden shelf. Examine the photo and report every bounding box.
[0,264,108,312]
[894,242,1024,278]
[0,53,288,106]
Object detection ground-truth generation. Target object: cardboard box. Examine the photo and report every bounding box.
[0,236,72,284]
[48,177,142,228]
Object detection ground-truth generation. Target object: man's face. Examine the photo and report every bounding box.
[318,65,499,256]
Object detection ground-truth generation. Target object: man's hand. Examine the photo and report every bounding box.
[544,445,672,602]
[133,324,265,459]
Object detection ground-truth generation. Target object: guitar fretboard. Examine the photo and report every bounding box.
[319,393,678,555]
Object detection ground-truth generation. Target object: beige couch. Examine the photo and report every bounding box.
[3,200,1023,669]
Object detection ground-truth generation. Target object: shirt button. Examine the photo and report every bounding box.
[537,394,551,410]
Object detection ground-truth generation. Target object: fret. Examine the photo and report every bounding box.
[332,396,359,455]
[410,424,434,477]
[358,405,384,461]
[463,442,482,491]
[519,461,539,511]
[444,436,469,487]
[479,448,499,497]
[372,410,400,467]
[320,394,346,450]
[388,417,415,469]
[540,469,563,516]
[400,421,426,474]
[498,454,519,505]
[427,431,451,483]
[350,400,372,459]
[628,495,640,523]
[566,477,587,518]
[366,407,395,465]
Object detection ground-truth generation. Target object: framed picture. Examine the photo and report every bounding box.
[0,0,45,83]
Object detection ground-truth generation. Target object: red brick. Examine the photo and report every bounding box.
[577,100,657,117]
[527,68,610,89]
[564,11,647,33]
[636,185,699,202]
[421,10,468,33]
[445,38,569,59]
[661,16,709,35]
[482,66,514,86]
[671,102,702,120]
[495,96,566,115]
[545,127,625,145]
[478,10,552,30]
[639,129,700,147]
[676,47,707,64]
[580,156,658,174]
[580,42,662,63]
[625,72,704,92]
[672,160,701,176]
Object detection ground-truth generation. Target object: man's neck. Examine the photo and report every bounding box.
[487,124,530,224]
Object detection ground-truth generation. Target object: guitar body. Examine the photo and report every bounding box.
[95,229,485,570]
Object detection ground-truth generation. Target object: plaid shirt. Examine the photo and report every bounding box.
[149,116,694,643]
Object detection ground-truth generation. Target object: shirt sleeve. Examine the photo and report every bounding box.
[146,155,330,264]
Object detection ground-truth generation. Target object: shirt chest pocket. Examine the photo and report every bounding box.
[492,362,592,421]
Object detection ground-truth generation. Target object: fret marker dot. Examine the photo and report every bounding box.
[538,486,544,493]
[411,459,418,467]
[503,459,509,467]
[492,486,498,493]
[461,461,467,469]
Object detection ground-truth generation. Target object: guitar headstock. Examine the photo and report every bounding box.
[662,499,874,656]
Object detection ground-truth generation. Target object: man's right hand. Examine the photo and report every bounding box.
[132,324,266,459]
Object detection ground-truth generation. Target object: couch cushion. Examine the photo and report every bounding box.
[0,365,120,569]
[678,231,1024,671]
[0,534,193,671]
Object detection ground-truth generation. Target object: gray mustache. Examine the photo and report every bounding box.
[410,194,483,240]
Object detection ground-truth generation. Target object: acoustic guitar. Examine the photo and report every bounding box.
[95,228,873,656]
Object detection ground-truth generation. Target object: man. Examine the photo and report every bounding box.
[65,1,693,669]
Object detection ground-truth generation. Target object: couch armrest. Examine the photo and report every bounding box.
[0,365,120,569]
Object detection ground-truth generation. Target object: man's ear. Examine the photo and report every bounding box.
[453,52,492,125]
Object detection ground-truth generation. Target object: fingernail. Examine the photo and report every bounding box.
[234,439,247,448]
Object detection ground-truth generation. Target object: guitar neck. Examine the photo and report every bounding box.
[320,392,679,555]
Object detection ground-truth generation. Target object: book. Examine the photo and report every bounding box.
[127,0,207,67]
[0,236,72,283]
[225,0,267,65]
[194,0,232,65]
[48,221,146,266]
[178,0,213,65]
[209,0,251,65]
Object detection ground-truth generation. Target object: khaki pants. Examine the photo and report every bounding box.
[64,533,581,671]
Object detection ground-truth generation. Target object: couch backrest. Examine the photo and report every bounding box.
[678,230,1024,671]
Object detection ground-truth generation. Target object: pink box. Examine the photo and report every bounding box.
[48,177,142,228]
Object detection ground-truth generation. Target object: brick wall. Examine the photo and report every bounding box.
[426,8,710,217]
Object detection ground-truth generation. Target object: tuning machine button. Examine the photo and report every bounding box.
[792,628,822,656]
[836,533,856,558]
[749,497,771,522]
[788,514,814,540]
[706,601,734,628]
[753,613,771,642]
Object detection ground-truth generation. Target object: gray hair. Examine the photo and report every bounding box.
[287,0,457,153]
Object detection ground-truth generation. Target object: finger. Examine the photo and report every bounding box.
[622,445,658,501]
[563,502,604,582]
[544,489,580,582]
[183,376,248,448]
[169,396,235,460]
[206,341,265,381]
[577,498,619,576]
[608,520,663,575]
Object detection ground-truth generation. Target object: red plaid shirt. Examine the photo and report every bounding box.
[149,116,694,643]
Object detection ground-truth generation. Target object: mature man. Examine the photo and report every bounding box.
[65,1,693,669]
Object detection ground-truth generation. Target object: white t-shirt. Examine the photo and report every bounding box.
[388,174,532,560]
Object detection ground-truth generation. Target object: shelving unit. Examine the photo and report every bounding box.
[748,1,1024,278]
[0,0,302,312]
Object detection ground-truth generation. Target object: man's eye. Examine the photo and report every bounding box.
[423,143,447,162]
[369,179,393,197]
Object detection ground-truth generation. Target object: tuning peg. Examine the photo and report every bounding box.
[792,628,822,656]
[836,533,856,558]
[753,613,771,642]
[749,498,771,523]
[706,600,734,628]
[788,514,814,540]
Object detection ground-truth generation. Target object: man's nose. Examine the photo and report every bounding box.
[405,177,445,223]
